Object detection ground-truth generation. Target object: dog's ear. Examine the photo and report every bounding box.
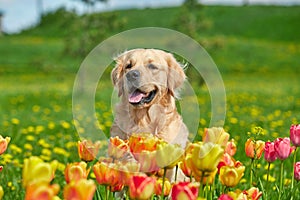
[111,57,124,97]
[165,53,186,97]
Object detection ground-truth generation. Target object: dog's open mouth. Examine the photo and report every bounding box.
[128,89,157,105]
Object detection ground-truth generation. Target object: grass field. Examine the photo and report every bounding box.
[0,4,300,199]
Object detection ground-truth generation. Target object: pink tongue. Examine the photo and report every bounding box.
[129,91,147,103]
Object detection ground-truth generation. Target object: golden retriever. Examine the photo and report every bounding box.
[110,48,188,149]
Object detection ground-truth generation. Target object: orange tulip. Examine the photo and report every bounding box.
[219,164,245,187]
[25,183,59,200]
[128,174,155,200]
[245,139,265,159]
[64,162,90,183]
[0,135,10,155]
[22,156,57,188]
[108,136,129,159]
[171,182,199,200]
[128,133,160,154]
[63,179,96,200]
[203,127,229,148]
[93,159,121,187]
[78,139,102,162]
[154,178,171,197]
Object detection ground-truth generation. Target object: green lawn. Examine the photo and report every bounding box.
[0,5,300,199]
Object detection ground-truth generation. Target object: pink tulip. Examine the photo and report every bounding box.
[218,194,233,200]
[264,142,277,162]
[274,137,294,160]
[290,124,300,147]
[294,162,300,181]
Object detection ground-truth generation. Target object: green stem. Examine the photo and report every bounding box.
[292,147,298,190]
[250,158,254,187]
[278,160,284,200]
[161,167,167,200]
[265,162,271,200]
[175,165,179,182]
[199,171,205,198]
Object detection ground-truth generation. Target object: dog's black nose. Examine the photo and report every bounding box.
[126,70,140,81]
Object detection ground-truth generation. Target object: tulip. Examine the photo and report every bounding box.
[225,139,237,156]
[193,169,218,185]
[245,138,265,159]
[22,156,57,187]
[128,175,155,200]
[0,135,10,155]
[274,137,293,160]
[108,136,129,159]
[218,194,233,200]
[110,183,124,192]
[0,186,3,200]
[135,150,159,172]
[64,162,90,183]
[128,133,160,154]
[264,141,277,163]
[25,183,60,200]
[219,164,245,187]
[171,182,199,200]
[294,162,300,181]
[156,142,184,169]
[217,153,236,173]
[154,178,171,196]
[93,159,121,187]
[78,139,102,162]
[117,161,140,185]
[290,124,300,146]
[63,179,96,200]
[187,142,224,173]
[245,187,263,200]
[203,127,229,148]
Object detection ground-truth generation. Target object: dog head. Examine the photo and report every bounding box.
[112,49,186,108]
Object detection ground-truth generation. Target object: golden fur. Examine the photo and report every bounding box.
[110,48,188,148]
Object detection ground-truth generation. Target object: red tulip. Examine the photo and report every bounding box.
[264,142,277,162]
[218,194,234,200]
[290,124,300,147]
[171,182,199,200]
[274,137,294,160]
[294,162,300,181]
[128,174,155,200]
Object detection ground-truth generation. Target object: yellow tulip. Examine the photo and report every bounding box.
[187,142,224,173]
[0,186,3,200]
[203,127,229,148]
[219,165,245,187]
[108,136,129,159]
[22,156,57,187]
[156,142,184,169]
[63,179,96,200]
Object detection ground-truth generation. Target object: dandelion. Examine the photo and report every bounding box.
[11,118,20,125]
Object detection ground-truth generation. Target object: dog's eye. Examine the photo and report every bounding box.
[148,64,158,70]
[125,63,132,69]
